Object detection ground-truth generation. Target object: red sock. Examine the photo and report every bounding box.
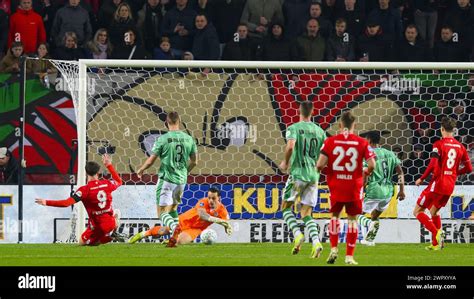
[346,226,358,257]
[416,213,438,246]
[329,218,340,249]
[432,215,441,230]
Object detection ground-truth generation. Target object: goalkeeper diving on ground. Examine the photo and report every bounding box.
[129,187,232,246]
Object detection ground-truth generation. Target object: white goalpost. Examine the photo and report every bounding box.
[50,59,473,243]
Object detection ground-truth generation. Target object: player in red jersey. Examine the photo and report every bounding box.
[414,117,472,250]
[36,154,124,246]
[317,111,376,265]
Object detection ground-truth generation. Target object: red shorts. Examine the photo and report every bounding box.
[417,189,451,209]
[81,217,116,245]
[330,199,362,216]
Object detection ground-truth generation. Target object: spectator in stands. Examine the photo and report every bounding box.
[258,22,297,61]
[37,0,59,44]
[8,0,46,55]
[367,0,402,42]
[240,0,284,39]
[0,8,8,60]
[51,0,92,47]
[0,147,18,184]
[0,0,11,15]
[326,18,356,61]
[161,0,197,56]
[393,24,431,61]
[298,3,332,38]
[433,26,468,61]
[112,28,148,59]
[356,20,392,61]
[153,36,175,59]
[85,28,113,59]
[295,18,326,61]
[109,3,137,48]
[137,0,164,54]
[414,0,438,48]
[283,0,312,38]
[443,0,474,49]
[0,42,24,73]
[192,14,220,60]
[322,0,338,22]
[97,0,122,29]
[336,0,366,37]
[222,23,258,61]
[210,0,246,51]
[53,31,86,60]
[26,42,56,83]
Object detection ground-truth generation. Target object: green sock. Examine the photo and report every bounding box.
[357,214,372,227]
[160,212,177,233]
[303,216,320,245]
[282,208,302,238]
[169,210,179,226]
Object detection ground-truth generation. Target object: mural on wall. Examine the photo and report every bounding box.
[0,71,471,184]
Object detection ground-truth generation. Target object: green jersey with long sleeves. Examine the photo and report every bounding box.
[151,131,197,185]
[286,121,326,183]
[364,147,401,200]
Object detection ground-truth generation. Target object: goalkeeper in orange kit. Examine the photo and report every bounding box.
[129,187,232,246]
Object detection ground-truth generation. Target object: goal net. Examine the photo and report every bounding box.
[52,60,473,244]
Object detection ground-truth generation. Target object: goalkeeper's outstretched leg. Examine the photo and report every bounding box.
[129,188,232,246]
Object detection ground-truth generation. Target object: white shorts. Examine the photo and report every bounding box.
[156,179,186,207]
[282,176,319,208]
[363,198,391,213]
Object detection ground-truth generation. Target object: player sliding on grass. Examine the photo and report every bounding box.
[317,111,376,265]
[129,187,232,246]
[36,154,124,246]
[414,117,472,251]
[279,101,326,258]
[136,111,198,243]
[357,131,405,246]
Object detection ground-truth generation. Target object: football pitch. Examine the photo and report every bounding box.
[0,243,473,266]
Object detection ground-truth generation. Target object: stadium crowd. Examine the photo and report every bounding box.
[0,0,473,66]
[0,0,472,185]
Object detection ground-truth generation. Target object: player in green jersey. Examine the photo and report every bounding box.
[279,101,326,258]
[357,131,405,246]
[133,111,198,243]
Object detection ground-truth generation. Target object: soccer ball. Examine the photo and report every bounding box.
[200,229,217,245]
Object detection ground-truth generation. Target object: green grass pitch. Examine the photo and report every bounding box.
[0,243,473,266]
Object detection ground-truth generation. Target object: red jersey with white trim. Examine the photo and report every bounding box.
[321,131,376,202]
[75,178,119,223]
[431,137,470,195]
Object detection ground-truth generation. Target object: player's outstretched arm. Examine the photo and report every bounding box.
[188,153,198,172]
[197,208,232,235]
[102,154,122,186]
[136,154,158,178]
[35,197,76,207]
[279,139,295,172]
[395,165,406,201]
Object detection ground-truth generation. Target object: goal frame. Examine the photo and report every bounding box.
[74,59,473,241]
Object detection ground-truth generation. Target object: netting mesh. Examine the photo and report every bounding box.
[73,66,472,220]
[45,61,473,242]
